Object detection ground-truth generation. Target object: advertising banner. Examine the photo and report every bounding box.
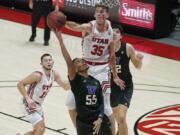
[52,0,119,21]
[119,0,155,29]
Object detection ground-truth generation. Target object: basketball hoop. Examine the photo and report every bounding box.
[102,0,120,8]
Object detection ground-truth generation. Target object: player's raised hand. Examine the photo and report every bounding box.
[113,76,125,90]
[55,5,59,11]
[93,118,102,134]
[28,0,33,9]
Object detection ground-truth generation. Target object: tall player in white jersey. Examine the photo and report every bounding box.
[17,53,70,135]
[65,3,125,135]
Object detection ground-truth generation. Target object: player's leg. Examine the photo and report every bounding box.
[26,112,45,135]
[29,6,42,41]
[99,115,113,135]
[113,105,128,135]
[43,8,52,45]
[24,131,34,135]
[76,118,93,135]
[112,83,133,135]
[33,120,45,135]
[65,90,77,127]
[68,109,77,127]
[23,103,45,135]
[103,93,115,135]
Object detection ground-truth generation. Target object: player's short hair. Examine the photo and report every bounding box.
[95,2,109,12]
[41,53,52,62]
[112,23,124,35]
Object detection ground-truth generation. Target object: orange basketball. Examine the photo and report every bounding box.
[47,11,66,30]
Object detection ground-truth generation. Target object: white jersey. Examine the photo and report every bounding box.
[25,69,54,105]
[82,20,113,63]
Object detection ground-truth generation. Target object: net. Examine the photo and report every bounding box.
[102,0,120,8]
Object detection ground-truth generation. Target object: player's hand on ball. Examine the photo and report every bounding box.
[93,118,102,134]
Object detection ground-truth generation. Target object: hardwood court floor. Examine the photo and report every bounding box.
[0,19,180,135]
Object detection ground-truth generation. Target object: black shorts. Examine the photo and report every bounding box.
[76,115,112,135]
[110,82,133,108]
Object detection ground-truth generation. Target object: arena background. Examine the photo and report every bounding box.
[0,0,174,38]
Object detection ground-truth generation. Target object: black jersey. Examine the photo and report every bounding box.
[114,42,132,84]
[70,73,104,123]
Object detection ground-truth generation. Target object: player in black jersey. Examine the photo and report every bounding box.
[111,24,143,135]
[54,29,112,135]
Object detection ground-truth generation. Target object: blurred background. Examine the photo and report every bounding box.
[0,0,180,39]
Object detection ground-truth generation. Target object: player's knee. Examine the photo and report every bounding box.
[34,121,45,134]
[35,126,45,134]
[117,113,126,124]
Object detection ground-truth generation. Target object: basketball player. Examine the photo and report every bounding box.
[111,24,143,135]
[17,53,70,135]
[65,3,125,134]
[28,0,59,45]
[54,29,112,135]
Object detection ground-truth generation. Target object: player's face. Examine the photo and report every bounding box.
[113,28,122,42]
[94,7,108,24]
[41,56,54,70]
[74,58,89,72]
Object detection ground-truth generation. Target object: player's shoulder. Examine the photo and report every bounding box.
[126,43,136,57]
[33,71,43,77]
[52,70,60,80]
[126,43,134,51]
[28,71,42,82]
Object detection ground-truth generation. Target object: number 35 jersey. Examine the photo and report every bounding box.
[82,20,113,63]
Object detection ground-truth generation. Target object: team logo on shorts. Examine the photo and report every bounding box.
[134,104,180,135]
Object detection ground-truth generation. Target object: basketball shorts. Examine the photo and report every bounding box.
[22,100,43,126]
[110,82,133,108]
[76,115,112,135]
[88,64,111,94]
[66,91,113,116]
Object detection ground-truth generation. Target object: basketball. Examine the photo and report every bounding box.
[47,11,66,30]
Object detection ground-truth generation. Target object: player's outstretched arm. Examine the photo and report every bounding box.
[54,70,70,90]
[65,21,91,33]
[54,29,76,80]
[109,41,125,90]
[127,43,143,69]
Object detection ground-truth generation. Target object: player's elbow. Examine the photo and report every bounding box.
[135,63,142,69]
[17,81,24,89]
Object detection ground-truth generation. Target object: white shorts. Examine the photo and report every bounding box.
[22,101,43,126]
[88,64,111,94]
[66,91,113,116]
